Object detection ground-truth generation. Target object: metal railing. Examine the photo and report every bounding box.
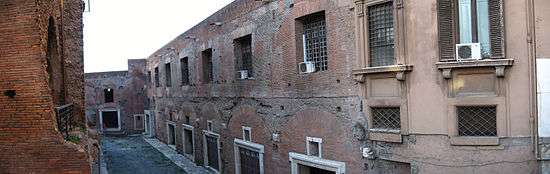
[55,103,74,138]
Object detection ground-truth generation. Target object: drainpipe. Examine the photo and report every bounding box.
[525,0,539,160]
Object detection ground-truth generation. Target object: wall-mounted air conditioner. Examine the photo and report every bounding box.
[456,43,482,61]
[238,70,249,79]
[299,62,315,74]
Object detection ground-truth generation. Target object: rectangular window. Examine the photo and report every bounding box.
[235,35,253,78]
[167,123,176,146]
[184,115,190,125]
[147,71,151,85]
[205,134,220,171]
[368,1,395,67]
[202,49,213,84]
[183,128,194,155]
[301,12,328,72]
[242,126,251,141]
[371,107,401,130]
[154,67,160,87]
[104,88,114,103]
[306,137,322,158]
[458,0,490,57]
[457,106,497,136]
[207,120,213,131]
[181,57,190,85]
[165,63,171,87]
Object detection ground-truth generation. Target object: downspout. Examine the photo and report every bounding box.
[525,0,539,160]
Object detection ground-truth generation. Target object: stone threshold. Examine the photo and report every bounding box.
[143,137,212,174]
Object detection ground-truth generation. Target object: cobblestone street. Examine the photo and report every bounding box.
[101,136,187,174]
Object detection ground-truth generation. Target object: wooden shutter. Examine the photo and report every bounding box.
[437,0,456,61]
[489,0,505,59]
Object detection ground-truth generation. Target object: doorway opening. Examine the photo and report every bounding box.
[100,110,120,131]
[166,122,176,149]
[182,124,195,161]
[203,131,221,173]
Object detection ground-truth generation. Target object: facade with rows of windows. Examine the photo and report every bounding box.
[145,0,550,173]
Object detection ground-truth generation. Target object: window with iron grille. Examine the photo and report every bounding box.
[154,67,160,87]
[371,107,400,130]
[235,35,253,77]
[457,106,497,136]
[368,1,395,67]
[165,63,171,87]
[202,49,213,84]
[181,57,190,85]
[302,12,328,71]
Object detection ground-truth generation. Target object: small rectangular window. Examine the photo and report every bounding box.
[104,88,114,103]
[368,1,395,67]
[300,12,328,72]
[457,106,497,136]
[371,107,401,130]
[154,67,160,87]
[306,137,322,157]
[202,49,213,84]
[165,63,172,87]
[207,120,213,131]
[181,57,190,85]
[147,71,151,85]
[235,35,253,78]
[242,126,251,141]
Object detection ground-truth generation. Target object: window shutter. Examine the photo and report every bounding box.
[488,0,505,59]
[437,0,456,61]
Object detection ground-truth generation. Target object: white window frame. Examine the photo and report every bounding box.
[166,121,177,149]
[133,114,145,131]
[234,138,264,174]
[306,137,323,158]
[242,126,252,141]
[182,123,195,161]
[289,152,345,174]
[203,130,222,174]
[99,108,121,132]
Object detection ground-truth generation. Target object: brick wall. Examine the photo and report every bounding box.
[146,0,365,173]
[85,59,147,135]
[0,0,90,173]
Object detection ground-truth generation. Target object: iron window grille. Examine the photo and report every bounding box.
[303,14,328,71]
[181,57,190,85]
[236,35,253,77]
[371,107,401,130]
[368,1,395,67]
[165,63,171,87]
[457,106,497,136]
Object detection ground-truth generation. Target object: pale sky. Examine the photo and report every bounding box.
[83,0,234,73]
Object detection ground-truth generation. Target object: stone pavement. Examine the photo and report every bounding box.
[100,135,187,174]
[143,137,212,174]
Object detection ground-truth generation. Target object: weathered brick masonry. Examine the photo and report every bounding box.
[85,59,147,135]
[147,0,366,173]
[0,0,90,173]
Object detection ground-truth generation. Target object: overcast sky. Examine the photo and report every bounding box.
[83,0,234,73]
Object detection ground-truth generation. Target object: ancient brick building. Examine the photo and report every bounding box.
[0,0,91,173]
[143,0,550,173]
[85,59,148,135]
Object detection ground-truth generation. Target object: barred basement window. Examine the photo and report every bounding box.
[368,1,395,67]
[302,12,328,71]
[154,67,160,87]
[371,107,400,130]
[165,63,171,87]
[457,106,497,136]
[181,57,190,85]
[235,35,253,78]
[202,49,213,84]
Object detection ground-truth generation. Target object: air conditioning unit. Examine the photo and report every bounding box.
[299,62,316,74]
[456,43,482,61]
[238,70,249,79]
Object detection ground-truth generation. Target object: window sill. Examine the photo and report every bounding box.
[352,65,413,83]
[436,59,514,79]
[450,136,499,146]
[369,129,402,143]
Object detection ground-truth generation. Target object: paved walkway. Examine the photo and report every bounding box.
[101,136,187,174]
[143,137,211,174]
